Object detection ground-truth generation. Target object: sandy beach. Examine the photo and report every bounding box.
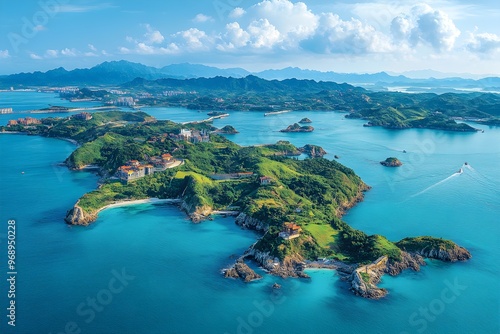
[96,198,182,214]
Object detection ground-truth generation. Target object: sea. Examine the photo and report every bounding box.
[0,92,499,334]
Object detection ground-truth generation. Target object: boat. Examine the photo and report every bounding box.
[457,168,463,174]
[464,162,468,165]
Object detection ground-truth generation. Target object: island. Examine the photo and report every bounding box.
[299,118,312,124]
[280,123,314,132]
[380,157,403,167]
[215,125,239,134]
[0,110,471,299]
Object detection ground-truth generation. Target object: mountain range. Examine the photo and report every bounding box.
[0,60,499,92]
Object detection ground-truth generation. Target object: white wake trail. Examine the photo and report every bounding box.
[411,170,462,198]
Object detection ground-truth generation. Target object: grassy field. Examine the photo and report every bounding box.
[304,223,339,249]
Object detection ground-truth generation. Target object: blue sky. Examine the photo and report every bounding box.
[0,0,499,75]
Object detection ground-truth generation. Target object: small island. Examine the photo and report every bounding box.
[0,110,471,299]
[280,123,314,133]
[380,157,402,167]
[216,125,239,134]
[299,118,312,124]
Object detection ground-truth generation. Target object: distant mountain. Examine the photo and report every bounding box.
[0,60,498,93]
[255,67,411,84]
[160,63,250,79]
[122,75,363,94]
[0,61,250,88]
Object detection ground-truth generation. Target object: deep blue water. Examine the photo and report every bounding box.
[0,101,499,333]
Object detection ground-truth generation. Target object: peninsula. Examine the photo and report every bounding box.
[0,110,471,299]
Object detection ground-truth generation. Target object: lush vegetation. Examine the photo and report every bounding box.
[396,236,456,252]
[4,110,468,266]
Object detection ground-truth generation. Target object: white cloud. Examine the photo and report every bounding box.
[391,4,460,52]
[229,7,246,19]
[466,32,500,54]
[0,50,10,58]
[302,13,393,54]
[88,44,97,51]
[29,53,42,60]
[143,24,164,44]
[116,0,464,58]
[193,13,214,23]
[61,48,77,56]
[173,28,212,51]
[246,19,282,49]
[217,22,250,51]
[45,49,59,58]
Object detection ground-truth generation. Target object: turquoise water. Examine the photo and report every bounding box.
[0,106,499,333]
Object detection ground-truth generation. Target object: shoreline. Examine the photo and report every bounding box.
[96,198,182,215]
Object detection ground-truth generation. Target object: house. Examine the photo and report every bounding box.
[161,153,173,162]
[279,223,302,240]
[7,120,18,126]
[260,176,272,185]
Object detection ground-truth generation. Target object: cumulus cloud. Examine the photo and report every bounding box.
[143,24,164,44]
[391,4,460,51]
[117,0,463,57]
[0,50,10,58]
[302,13,393,54]
[466,32,500,54]
[229,7,246,19]
[193,13,214,23]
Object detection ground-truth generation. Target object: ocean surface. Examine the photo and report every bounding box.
[0,92,499,334]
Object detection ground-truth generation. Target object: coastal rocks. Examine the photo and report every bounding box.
[235,212,268,232]
[298,144,327,158]
[280,123,314,133]
[272,283,281,289]
[385,251,425,276]
[246,247,308,278]
[380,157,403,167]
[224,260,262,282]
[180,201,213,223]
[65,204,96,226]
[298,118,312,124]
[410,245,471,262]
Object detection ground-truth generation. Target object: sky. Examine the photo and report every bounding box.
[0,0,499,76]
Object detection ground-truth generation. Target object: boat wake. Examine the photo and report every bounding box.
[411,166,463,198]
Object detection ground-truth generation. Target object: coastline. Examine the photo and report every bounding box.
[95,198,182,215]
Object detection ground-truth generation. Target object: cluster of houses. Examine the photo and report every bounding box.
[148,129,210,144]
[116,153,177,182]
[7,117,41,126]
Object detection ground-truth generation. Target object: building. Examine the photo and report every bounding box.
[0,108,13,114]
[73,112,92,121]
[114,97,135,107]
[279,223,302,240]
[260,176,272,185]
[17,117,41,125]
[7,120,18,126]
